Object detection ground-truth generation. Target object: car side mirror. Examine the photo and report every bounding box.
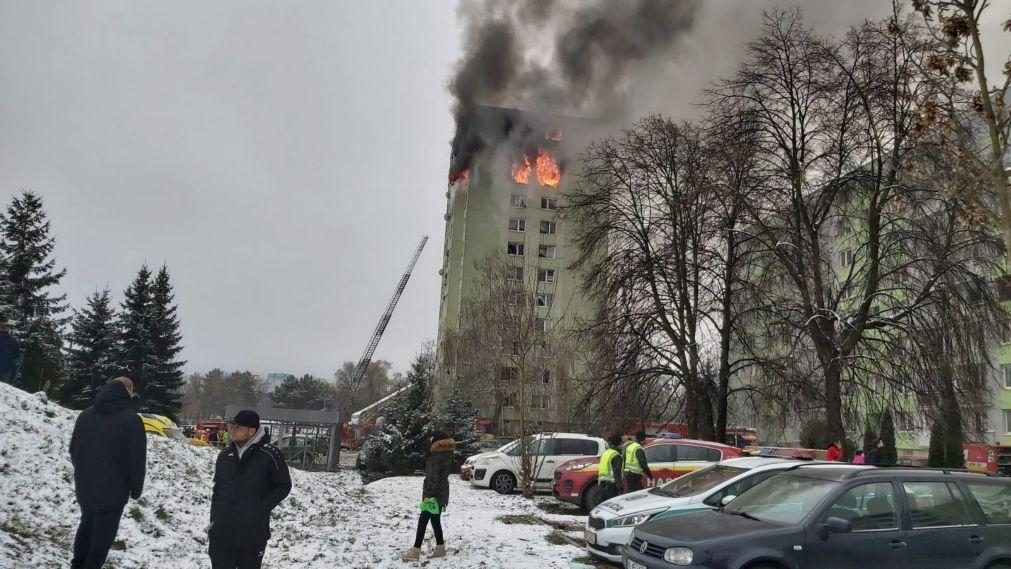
[823,517,852,535]
[721,495,737,507]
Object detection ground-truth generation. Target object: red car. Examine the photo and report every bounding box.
[552,439,743,511]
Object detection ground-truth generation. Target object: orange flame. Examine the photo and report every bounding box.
[535,148,561,188]
[545,130,563,142]
[449,169,470,185]
[512,156,532,184]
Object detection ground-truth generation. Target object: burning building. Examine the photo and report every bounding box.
[435,106,599,435]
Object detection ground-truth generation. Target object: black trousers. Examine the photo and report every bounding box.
[71,505,125,569]
[598,481,621,503]
[209,536,267,569]
[623,473,645,493]
[413,511,444,548]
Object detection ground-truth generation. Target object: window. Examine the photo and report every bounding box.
[506,265,523,281]
[536,293,554,307]
[499,367,517,382]
[840,249,854,266]
[644,444,677,463]
[509,218,526,232]
[538,245,556,258]
[508,341,520,356]
[541,197,558,210]
[507,242,524,256]
[539,220,557,235]
[903,481,974,528]
[534,343,553,358]
[824,482,899,531]
[538,269,556,283]
[676,445,721,462]
[511,194,527,208]
[1005,410,1011,434]
[535,318,552,332]
[503,393,517,408]
[529,394,547,409]
[965,483,1011,525]
[704,469,780,507]
[558,439,599,456]
[1004,364,1011,389]
[541,369,550,384]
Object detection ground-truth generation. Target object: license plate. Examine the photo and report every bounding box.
[626,560,647,569]
[583,529,596,545]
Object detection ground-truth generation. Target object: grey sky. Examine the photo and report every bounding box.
[0,2,1007,378]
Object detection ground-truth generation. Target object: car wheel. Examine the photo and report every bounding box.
[582,483,600,512]
[491,471,517,494]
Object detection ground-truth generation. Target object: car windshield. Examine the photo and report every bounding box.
[500,440,519,455]
[724,473,837,525]
[653,465,747,498]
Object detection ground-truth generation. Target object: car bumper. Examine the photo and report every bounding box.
[469,468,491,488]
[584,526,631,564]
[623,545,706,569]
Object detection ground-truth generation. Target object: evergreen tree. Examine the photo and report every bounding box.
[60,289,118,409]
[146,265,186,419]
[928,418,945,468]
[0,191,68,393]
[434,383,481,468]
[271,374,333,409]
[115,265,156,400]
[879,410,898,466]
[927,409,966,469]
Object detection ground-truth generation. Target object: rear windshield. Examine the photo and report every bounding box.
[725,474,837,525]
[653,465,746,498]
[965,482,1011,525]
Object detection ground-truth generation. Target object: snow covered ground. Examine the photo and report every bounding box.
[0,383,596,568]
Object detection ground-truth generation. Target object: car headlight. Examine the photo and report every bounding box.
[475,457,492,466]
[608,508,667,528]
[663,547,694,565]
[564,462,594,471]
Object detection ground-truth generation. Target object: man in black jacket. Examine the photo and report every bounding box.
[209,410,291,569]
[69,377,146,569]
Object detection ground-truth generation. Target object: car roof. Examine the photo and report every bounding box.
[777,464,877,481]
[534,432,602,440]
[646,438,738,450]
[717,456,813,469]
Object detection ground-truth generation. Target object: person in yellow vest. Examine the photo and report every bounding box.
[597,433,624,504]
[623,431,653,493]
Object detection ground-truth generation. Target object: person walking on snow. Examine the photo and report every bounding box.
[402,431,456,562]
[69,377,146,569]
[597,433,624,503]
[623,431,654,493]
[209,410,291,569]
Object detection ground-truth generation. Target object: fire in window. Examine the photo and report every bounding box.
[540,220,557,235]
[538,245,556,259]
[507,242,525,256]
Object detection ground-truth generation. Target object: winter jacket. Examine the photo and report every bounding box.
[422,438,456,510]
[852,453,866,464]
[0,330,21,380]
[210,427,292,545]
[69,381,147,510]
[866,447,882,466]
[826,444,843,462]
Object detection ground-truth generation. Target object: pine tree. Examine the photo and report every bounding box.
[928,418,945,468]
[145,265,186,419]
[434,384,481,468]
[115,265,156,401]
[0,191,68,393]
[60,289,118,409]
[942,405,966,469]
[879,410,898,466]
[271,374,333,409]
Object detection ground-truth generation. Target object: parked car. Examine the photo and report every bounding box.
[461,438,516,480]
[554,439,743,511]
[469,433,606,494]
[623,465,1011,569]
[585,457,820,564]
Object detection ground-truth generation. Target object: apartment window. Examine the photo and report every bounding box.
[509,218,526,232]
[530,393,547,409]
[541,197,558,210]
[1005,410,1011,434]
[538,245,557,259]
[535,343,553,358]
[536,293,554,307]
[500,367,517,382]
[509,341,520,356]
[538,269,556,283]
[540,220,557,235]
[840,249,854,267]
[535,318,553,332]
[511,194,527,208]
[506,265,523,281]
[541,369,551,384]
[503,393,518,408]
[1003,364,1011,389]
[507,242,525,256]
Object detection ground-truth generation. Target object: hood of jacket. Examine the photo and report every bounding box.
[236,425,267,459]
[93,381,135,414]
[431,438,457,454]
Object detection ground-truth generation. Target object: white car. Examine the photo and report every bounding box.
[469,433,606,494]
[584,457,833,563]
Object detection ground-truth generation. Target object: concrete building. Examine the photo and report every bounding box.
[434,107,599,435]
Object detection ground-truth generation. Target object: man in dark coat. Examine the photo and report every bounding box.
[209,410,291,569]
[69,377,146,569]
[866,438,885,466]
[0,316,21,385]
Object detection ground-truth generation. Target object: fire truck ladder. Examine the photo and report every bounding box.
[348,235,428,407]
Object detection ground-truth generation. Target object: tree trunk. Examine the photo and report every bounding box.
[824,361,845,446]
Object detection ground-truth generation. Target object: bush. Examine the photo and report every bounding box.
[358,424,422,484]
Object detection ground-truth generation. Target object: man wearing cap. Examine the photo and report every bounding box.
[209,410,291,569]
[0,316,21,385]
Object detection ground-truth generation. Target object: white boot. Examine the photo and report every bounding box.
[430,544,447,558]
[401,547,421,562]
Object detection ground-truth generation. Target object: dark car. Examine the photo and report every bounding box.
[623,464,1011,569]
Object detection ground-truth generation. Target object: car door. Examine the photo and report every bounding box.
[803,481,909,569]
[643,443,677,486]
[901,480,983,569]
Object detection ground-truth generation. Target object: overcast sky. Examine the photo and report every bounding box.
[0,2,1007,379]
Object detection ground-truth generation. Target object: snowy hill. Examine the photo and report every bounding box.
[0,383,585,568]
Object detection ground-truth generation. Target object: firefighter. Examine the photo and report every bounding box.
[597,433,624,503]
[623,431,654,493]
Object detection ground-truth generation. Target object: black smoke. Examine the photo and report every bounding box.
[448,0,700,182]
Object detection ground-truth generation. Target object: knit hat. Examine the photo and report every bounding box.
[229,410,260,429]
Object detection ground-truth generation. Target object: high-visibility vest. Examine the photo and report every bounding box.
[599,448,620,482]
[624,441,644,475]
